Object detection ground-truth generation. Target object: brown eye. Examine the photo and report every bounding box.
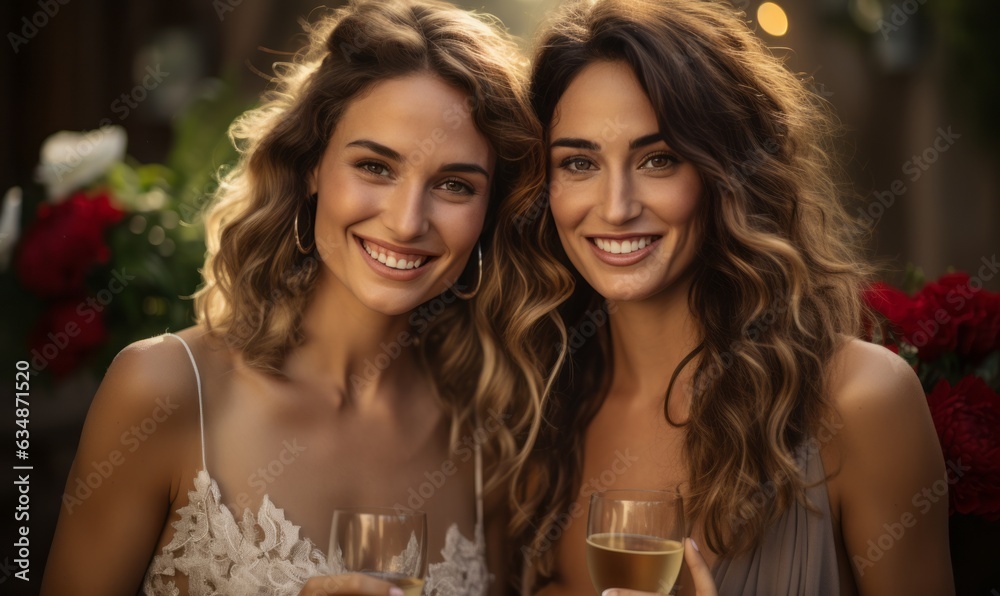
[436,178,474,196]
[559,156,596,172]
[639,153,678,170]
[358,161,391,177]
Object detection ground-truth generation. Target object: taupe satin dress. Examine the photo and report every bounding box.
[712,441,841,595]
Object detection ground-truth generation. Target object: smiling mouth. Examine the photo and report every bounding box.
[358,237,435,270]
[590,235,662,255]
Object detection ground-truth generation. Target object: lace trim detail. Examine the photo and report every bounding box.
[143,470,331,595]
[142,470,488,595]
[425,522,490,595]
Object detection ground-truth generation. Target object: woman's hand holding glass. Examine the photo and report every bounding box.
[587,489,717,596]
[600,539,717,596]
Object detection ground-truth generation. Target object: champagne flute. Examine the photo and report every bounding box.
[586,489,685,595]
[329,507,428,596]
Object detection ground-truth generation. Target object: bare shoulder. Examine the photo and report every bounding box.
[90,326,229,453]
[825,337,927,427]
[819,338,940,504]
[110,325,232,391]
[822,339,953,592]
[103,328,206,409]
[820,343,954,592]
[40,327,228,594]
[78,326,237,503]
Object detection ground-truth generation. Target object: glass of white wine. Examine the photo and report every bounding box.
[329,507,428,596]
[586,489,686,595]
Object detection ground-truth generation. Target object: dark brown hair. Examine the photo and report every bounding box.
[510,0,872,582]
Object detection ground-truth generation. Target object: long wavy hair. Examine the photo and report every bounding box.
[510,0,873,582]
[193,0,547,489]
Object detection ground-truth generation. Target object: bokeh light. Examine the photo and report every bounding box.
[757,2,789,37]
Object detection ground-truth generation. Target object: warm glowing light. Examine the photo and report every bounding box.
[757,2,789,37]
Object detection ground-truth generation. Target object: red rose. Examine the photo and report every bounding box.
[29,298,108,377]
[865,274,1000,361]
[926,376,1000,520]
[865,282,912,325]
[864,282,914,351]
[15,190,124,297]
[957,287,1000,358]
[907,274,975,361]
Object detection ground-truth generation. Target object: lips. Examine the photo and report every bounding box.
[592,235,660,255]
[585,234,662,266]
[360,238,431,270]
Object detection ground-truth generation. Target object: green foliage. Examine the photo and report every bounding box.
[902,263,926,294]
[3,78,252,382]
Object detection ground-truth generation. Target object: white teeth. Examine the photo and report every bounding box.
[362,239,429,270]
[593,236,656,255]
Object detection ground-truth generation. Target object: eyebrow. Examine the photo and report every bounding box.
[347,139,402,162]
[347,139,489,180]
[550,137,601,151]
[629,133,667,150]
[441,163,490,179]
[550,133,667,152]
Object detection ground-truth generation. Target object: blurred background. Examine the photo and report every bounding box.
[1,0,998,594]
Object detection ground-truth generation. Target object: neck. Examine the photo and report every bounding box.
[286,271,422,406]
[606,273,702,409]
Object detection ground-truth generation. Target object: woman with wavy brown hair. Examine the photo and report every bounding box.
[41,1,546,594]
[506,0,955,594]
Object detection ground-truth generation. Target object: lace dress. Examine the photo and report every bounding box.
[142,333,490,595]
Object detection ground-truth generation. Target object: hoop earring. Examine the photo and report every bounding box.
[294,194,316,254]
[452,242,482,300]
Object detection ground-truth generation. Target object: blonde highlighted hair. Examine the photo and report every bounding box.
[510,0,873,583]
[194,0,547,491]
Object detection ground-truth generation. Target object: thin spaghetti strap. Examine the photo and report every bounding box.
[162,333,208,472]
[474,441,484,532]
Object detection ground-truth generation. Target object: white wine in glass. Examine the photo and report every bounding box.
[330,507,427,596]
[586,489,685,594]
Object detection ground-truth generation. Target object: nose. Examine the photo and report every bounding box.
[598,169,641,225]
[381,180,430,240]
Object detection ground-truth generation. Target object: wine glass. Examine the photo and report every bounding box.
[586,489,686,595]
[329,507,428,596]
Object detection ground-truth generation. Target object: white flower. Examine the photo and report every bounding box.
[0,187,22,272]
[35,126,127,202]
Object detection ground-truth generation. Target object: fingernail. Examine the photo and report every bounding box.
[390,589,404,596]
[690,537,700,552]
[603,590,619,596]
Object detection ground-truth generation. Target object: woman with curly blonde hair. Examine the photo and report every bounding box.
[41,1,547,594]
[506,0,954,594]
